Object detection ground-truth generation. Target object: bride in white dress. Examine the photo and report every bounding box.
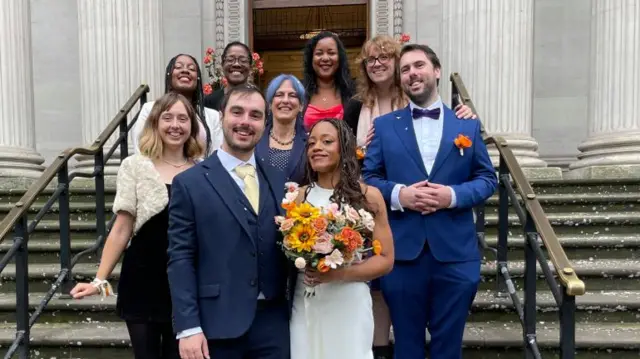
[289,119,394,359]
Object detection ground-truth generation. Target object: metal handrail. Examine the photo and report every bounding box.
[0,84,149,359]
[450,73,585,296]
[0,84,149,243]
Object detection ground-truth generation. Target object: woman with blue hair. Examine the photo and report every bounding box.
[256,74,308,183]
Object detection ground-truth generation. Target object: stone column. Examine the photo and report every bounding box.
[75,0,164,175]
[369,0,403,37]
[567,1,640,179]
[440,0,562,179]
[0,0,45,180]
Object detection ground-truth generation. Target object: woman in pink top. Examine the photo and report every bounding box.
[301,31,355,131]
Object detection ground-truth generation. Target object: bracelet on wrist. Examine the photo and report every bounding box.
[90,278,114,297]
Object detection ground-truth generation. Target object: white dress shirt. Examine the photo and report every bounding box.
[390,96,457,211]
[177,148,264,340]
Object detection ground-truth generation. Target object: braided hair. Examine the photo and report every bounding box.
[304,118,371,213]
[164,54,213,155]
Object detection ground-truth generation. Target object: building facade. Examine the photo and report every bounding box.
[1,0,639,179]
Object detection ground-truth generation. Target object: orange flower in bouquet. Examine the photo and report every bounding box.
[275,182,380,297]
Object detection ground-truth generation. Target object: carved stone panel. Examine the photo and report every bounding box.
[370,0,402,37]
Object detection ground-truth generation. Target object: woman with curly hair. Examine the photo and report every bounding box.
[289,118,394,359]
[301,31,355,131]
[345,35,475,148]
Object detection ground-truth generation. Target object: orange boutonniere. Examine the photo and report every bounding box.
[356,146,366,160]
[454,134,472,156]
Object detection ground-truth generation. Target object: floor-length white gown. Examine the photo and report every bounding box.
[289,185,374,359]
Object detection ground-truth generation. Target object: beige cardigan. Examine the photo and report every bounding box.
[112,154,169,235]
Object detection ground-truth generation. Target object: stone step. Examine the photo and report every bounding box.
[0,258,638,294]
[8,211,637,235]
[2,193,638,216]
[469,290,640,323]
[4,348,638,359]
[0,321,637,351]
[528,179,640,194]
[483,192,640,213]
[3,233,638,265]
[0,289,637,324]
[0,201,113,214]
[477,259,640,292]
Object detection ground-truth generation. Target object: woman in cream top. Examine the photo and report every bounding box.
[132,53,222,157]
[70,93,204,359]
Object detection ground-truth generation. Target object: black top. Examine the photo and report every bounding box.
[203,88,225,111]
[116,184,173,323]
[343,98,363,138]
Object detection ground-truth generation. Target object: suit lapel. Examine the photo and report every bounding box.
[202,155,255,245]
[429,106,460,179]
[257,161,285,216]
[255,126,271,167]
[394,106,428,177]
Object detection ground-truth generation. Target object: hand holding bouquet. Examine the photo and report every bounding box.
[275,182,382,297]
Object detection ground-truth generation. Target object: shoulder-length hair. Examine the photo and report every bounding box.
[302,31,354,106]
[354,35,407,110]
[138,92,205,160]
[265,74,306,129]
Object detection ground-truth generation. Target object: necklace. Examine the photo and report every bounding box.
[161,158,189,168]
[270,129,295,146]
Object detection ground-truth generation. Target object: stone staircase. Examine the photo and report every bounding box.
[0,179,639,358]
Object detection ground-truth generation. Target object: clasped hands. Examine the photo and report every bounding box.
[399,181,452,214]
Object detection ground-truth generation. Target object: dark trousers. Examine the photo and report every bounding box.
[207,300,290,359]
[381,246,480,359]
[126,320,180,359]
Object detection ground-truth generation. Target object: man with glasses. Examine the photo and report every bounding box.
[204,41,253,111]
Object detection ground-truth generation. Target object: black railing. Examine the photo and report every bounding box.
[450,73,585,358]
[0,84,149,359]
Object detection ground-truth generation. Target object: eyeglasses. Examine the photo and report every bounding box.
[223,56,250,65]
[363,54,391,67]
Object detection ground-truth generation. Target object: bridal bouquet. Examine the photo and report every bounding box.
[275,182,382,296]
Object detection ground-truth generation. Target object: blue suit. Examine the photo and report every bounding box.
[256,119,307,184]
[362,105,497,359]
[167,151,292,358]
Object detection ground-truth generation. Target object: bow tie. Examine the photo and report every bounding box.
[412,107,440,120]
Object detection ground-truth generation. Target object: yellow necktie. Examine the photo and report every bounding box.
[234,164,259,213]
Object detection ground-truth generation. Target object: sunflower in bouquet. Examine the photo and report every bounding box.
[275,182,382,297]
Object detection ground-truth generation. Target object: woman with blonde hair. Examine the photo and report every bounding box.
[344,35,475,359]
[70,92,204,359]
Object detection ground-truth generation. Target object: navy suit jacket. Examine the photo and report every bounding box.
[256,119,308,184]
[362,105,497,262]
[167,152,289,339]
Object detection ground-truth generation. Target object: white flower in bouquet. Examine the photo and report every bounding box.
[324,249,345,269]
[358,208,375,231]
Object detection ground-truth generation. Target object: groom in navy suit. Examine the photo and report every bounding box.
[168,84,291,359]
[362,44,497,359]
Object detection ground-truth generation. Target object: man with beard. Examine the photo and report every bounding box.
[362,44,497,359]
[168,84,292,359]
[204,41,253,111]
